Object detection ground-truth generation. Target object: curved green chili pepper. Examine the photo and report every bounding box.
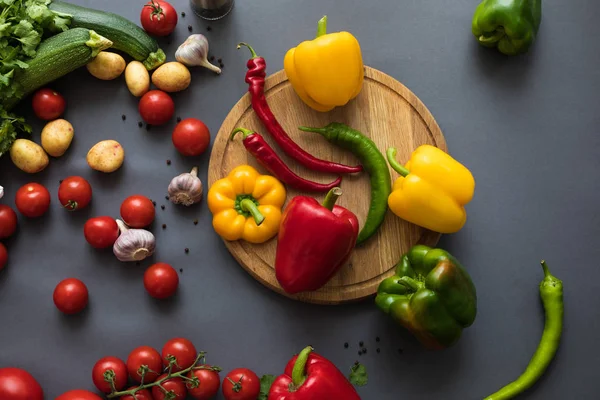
[298,123,391,245]
[484,261,563,400]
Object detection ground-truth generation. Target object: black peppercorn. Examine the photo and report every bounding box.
[161,205,165,210]
[217,58,222,63]
[181,11,185,17]
[185,248,189,253]
[136,262,141,266]
[177,116,181,122]
[59,180,63,184]
[193,219,198,225]
[358,351,362,356]
[209,56,215,61]
[121,114,126,121]
[376,337,380,342]
[207,26,212,31]
[162,224,166,229]
[138,121,143,127]
[166,160,171,165]
[376,348,380,353]
[152,201,156,206]
[165,195,169,200]
[180,268,183,272]
[188,25,193,31]
[363,348,367,354]
[359,341,364,347]
[344,343,349,348]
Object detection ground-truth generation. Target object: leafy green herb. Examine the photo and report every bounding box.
[0,0,71,103]
[0,105,31,156]
[258,374,276,400]
[349,361,368,387]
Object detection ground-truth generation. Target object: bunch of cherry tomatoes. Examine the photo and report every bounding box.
[0,338,262,400]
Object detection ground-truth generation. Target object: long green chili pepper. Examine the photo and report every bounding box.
[484,260,563,400]
[298,123,391,245]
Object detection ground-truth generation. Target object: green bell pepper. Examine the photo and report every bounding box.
[472,0,542,56]
[375,245,477,349]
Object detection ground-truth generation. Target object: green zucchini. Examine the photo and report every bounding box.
[3,28,112,110]
[49,1,166,70]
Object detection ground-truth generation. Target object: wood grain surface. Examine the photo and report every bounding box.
[208,66,446,304]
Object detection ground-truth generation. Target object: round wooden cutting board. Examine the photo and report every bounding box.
[208,66,446,304]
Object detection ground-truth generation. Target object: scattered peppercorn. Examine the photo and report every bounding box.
[176,116,182,123]
[344,343,349,349]
[188,25,193,31]
[136,262,141,266]
[179,268,183,273]
[59,180,63,184]
[376,337,380,342]
[138,121,143,127]
[165,195,170,200]
[193,219,198,225]
[152,201,157,207]
[209,55,215,61]
[162,224,167,229]
[217,58,222,63]
[207,26,212,31]
[363,348,367,354]
[121,114,126,121]
[359,341,364,347]
[358,351,362,356]
[161,205,165,210]
[185,248,189,253]
[166,160,171,165]
[376,348,380,353]
[167,40,171,45]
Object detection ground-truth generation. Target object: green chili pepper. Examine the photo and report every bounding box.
[298,123,391,245]
[484,261,563,400]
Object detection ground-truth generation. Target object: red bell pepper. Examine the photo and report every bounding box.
[268,346,361,400]
[275,188,358,294]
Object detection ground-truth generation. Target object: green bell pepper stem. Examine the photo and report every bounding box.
[399,276,421,292]
[478,27,506,44]
[316,15,328,38]
[240,199,264,226]
[237,42,258,59]
[386,147,410,177]
[322,187,342,211]
[230,127,254,141]
[291,346,314,388]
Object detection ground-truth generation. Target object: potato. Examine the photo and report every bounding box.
[125,61,150,97]
[87,140,125,173]
[152,62,191,92]
[10,139,49,174]
[87,51,126,80]
[41,119,74,157]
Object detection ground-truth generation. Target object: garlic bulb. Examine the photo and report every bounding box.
[113,219,156,262]
[175,34,222,74]
[168,167,203,206]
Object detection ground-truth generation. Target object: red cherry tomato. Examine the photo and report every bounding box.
[0,367,44,400]
[0,204,17,239]
[127,346,163,383]
[152,374,187,400]
[15,183,51,218]
[144,262,179,299]
[172,118,211,157]
[122,387,153,400]
[92,356,128,393]
[140,0,178,37]
[84,216,120,249]
[188,366,220,400]
[58,176,93,211]
[222,368,260,400]
[53,278,89,315]
[161,338,197,371]
[0,243,7,271]
[120,195,156,228]
[139,90,174,125]
[32,88,66,120]
[56,389,103,400]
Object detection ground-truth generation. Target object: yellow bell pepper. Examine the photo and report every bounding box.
[386,146,475,233]
[284,15,364,112]
[207,165,286,244]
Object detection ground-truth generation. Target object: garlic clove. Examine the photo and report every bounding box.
[175,34,222,74]
[113,219,156,262]
[168,166,203,206]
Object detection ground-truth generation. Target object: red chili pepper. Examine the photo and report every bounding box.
[236,42,363,175]
[268,346,361,400]
[274,187,358,294]
[231,128,342,192]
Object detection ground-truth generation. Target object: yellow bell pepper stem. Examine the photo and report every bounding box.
[387,148,411,177]
[316,15,328,37]
[239,198,264,226]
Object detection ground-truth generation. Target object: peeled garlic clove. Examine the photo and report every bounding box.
[168,167,203,206]
[113,219,156,262]
[175,34,222,74]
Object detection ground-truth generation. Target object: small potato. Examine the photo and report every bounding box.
[125,61,150,97]
[10,139,49,174]
[152,62,191,92]
[87,140,125,173]
[41,119,74,157]
[87,51,126,80]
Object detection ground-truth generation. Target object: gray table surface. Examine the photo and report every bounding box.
[1,0,599,399]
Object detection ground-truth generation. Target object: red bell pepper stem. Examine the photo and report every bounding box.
[386,147,410,177]
[291,346,314,389]
[322,187,342,211]
[231,127,343,193]
[240,198,264,225]
[316,15,328,37]
[236,43,363,175]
